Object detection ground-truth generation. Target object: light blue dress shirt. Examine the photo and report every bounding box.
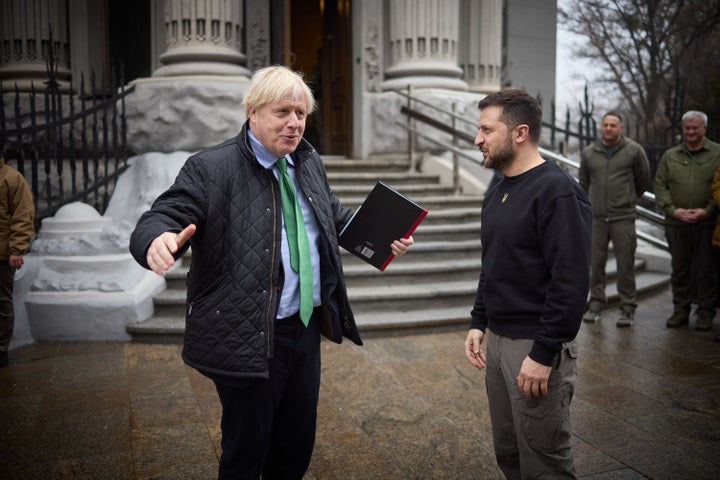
[248,130,321,319]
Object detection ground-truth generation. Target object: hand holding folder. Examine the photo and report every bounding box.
[338,181,428,271]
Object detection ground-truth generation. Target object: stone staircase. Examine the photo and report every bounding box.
[126,155,670,342]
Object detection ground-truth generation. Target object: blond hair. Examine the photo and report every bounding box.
[243,66,316,117]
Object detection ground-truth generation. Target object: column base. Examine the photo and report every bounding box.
[381,75,468,91]
[0,64,73,93]
[382,61,468,91]
[124,76,251,153]
[153,61,252,77]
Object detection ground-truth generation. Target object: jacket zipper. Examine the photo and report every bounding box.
[266,173,277,357]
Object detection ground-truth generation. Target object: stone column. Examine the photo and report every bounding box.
[152,0,251,77]
[244,0,270,72]
[460,0,502,93]
[0,0,71,92]
[381,0,467,91]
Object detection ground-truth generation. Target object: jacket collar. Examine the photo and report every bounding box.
[680,137,711,154]
[593,135,628,151]
[592,135,628,158]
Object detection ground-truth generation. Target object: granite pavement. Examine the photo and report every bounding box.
[2,285,720,479]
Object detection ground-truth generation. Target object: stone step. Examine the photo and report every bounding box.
[340,194,483,211]
[339,239,483,267]
[412,222,481,242]
[164,250,647,291]
[323,157,410,172]
[126,315,186,344]
[420,207,481,225]
[151,289,189,318]
[604,270,670,305]
[326,171,441,187]
[164,239,485,289]
[341,257,482,287]
[331,183,455,197]
[346,280,477,313]
[128,156,672,343]
[127,269,671,343]
[159,275,478,319]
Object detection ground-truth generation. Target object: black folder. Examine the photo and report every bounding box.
[338,181,428,271]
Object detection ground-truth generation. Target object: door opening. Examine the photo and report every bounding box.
[288,0,352,156]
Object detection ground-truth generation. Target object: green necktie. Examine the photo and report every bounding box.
[277,157,313,326]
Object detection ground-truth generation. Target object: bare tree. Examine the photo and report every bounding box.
[678,27,720,127]
[560,0,720,126]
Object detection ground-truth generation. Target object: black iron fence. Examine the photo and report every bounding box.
[0,60,134,226]
[541,86,719,191]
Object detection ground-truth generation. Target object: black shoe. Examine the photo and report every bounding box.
[714,333,720,343]
[666,311,689,328]
[582,309,601,323]
[0,351,7,368]
[695,311,715,331]
[616,309,634,327]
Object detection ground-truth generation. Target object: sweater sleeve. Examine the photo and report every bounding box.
[469,270,488,331]
[529,193,591,366]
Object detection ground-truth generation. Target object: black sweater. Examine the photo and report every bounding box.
[470,161,592,366]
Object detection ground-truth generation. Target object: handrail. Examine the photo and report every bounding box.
[393,88,476,128]
[400,105,475,144]
[395,121,483,166]
[538,146,580,170]
[393,89,669,251]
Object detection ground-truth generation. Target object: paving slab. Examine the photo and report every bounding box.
[1,285,719,479]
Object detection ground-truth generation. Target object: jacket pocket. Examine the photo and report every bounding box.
[188,272,230,316]
[185,274,266,369]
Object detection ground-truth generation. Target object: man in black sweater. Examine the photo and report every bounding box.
[464,89,591,479]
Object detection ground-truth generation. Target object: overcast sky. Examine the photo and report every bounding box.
[555,25,600,114]
[554,0,611,116]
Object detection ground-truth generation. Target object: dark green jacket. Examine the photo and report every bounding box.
[654,138,720,225]
[579,136,650,221]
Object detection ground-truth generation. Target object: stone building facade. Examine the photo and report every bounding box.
[0,0,556,346]
[1,0,556,158]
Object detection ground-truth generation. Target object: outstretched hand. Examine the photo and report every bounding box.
[146,224,196,275]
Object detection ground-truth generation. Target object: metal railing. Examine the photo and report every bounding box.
[0,57,134,225]
[392,87,669,251]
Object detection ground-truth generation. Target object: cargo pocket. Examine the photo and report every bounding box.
[520,382,572,452]
[519,342,576,452]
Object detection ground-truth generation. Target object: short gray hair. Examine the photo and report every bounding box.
[682,110,708,126]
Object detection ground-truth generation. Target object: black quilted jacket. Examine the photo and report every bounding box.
[129,122,362,379]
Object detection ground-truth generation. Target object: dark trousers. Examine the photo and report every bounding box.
[665,223,717,314]
[213,312,321,480]
[588,218,637,312]
[0,261,15,351]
